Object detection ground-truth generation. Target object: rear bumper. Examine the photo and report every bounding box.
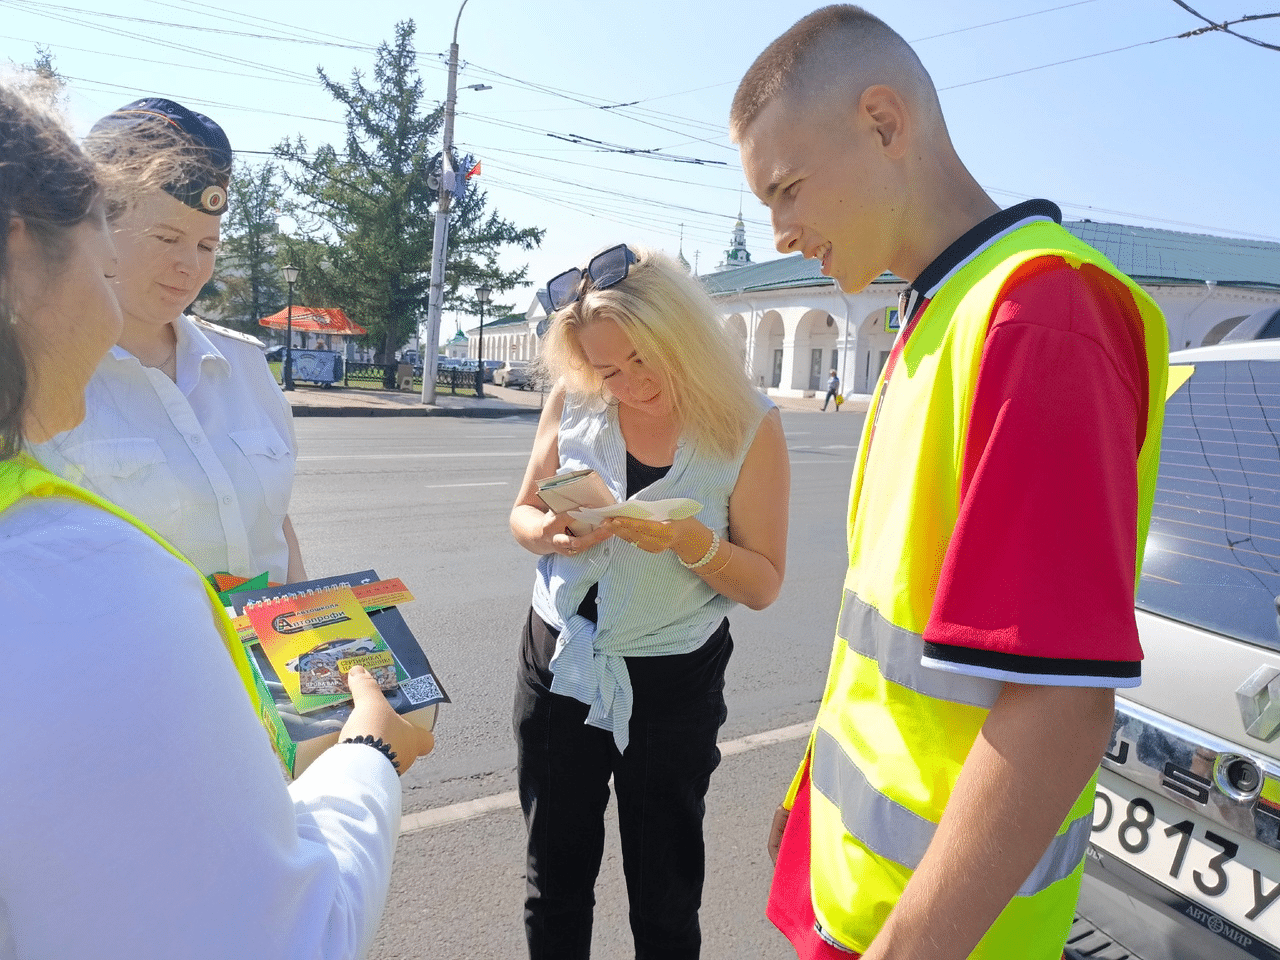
[1075,843,1276,960]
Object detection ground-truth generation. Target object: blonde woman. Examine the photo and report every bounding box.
[509,245,790,959]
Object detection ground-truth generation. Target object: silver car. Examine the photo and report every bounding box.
[1071,339,1280,960]
[494,360,534,389]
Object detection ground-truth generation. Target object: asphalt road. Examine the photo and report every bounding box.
[290,407,866,959]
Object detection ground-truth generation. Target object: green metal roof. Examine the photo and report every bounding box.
[482,312,528,330]
[700,255,838,296]
[1063,221,1280,289]
[700,220,1280,296]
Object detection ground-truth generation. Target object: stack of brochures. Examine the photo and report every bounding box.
[228,569,448,778]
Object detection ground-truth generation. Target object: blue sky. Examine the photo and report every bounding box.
[2,0,1276,341]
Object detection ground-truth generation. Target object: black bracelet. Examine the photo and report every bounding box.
[341,734,400,772]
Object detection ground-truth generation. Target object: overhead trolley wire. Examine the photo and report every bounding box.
[144,0,380,51]
[0,0,322,84]
[5,0,376,50]
[0,30,321,88]
[1168,0,1280,52]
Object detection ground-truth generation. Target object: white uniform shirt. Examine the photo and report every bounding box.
[0,495,399,960]
[33,313,297,582]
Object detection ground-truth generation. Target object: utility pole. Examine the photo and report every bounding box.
[421,0,471,405]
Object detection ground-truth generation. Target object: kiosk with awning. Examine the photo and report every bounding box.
[259,307,367,386]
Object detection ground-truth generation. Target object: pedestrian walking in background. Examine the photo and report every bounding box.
[821,369,840,411]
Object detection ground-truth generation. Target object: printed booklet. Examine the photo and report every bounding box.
[536,469,616,534]
[230,570,448,778]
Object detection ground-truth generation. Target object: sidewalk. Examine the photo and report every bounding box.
[283,381,873,418]
[284,382,546,418]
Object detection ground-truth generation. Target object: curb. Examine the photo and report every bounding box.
[289,404,541,419]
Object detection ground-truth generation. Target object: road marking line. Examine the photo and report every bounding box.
[400,791,521,835]
[717,721,812,758]
[424,481,508,489]
[398,721,811,836]
[297,451,530,462]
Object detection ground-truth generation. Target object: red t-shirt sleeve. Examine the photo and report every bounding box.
[921,257,1150,687]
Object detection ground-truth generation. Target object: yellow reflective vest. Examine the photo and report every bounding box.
[791,221,1169,956]
[0,453,258,703]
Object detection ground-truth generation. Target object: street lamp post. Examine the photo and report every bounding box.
[282,264,300,391]
[475,283,491,398]
[422,0,489,406]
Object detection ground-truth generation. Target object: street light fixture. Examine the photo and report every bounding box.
[282,264,300,391]
[475,283,491,398]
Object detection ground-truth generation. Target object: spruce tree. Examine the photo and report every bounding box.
[198,162,289,333]
[275,20,541,362]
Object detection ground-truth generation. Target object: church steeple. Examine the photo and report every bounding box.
[717,198,752,271]
[677,223,690,272]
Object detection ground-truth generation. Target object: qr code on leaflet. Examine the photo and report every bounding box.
[401,673,443,705]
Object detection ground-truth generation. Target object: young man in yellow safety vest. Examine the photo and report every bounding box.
[732,7,1168,960]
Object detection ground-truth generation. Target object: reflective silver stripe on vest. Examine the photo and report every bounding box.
[1017,808,1092,897]
[812,726,1092,895]
[812,727,936,869]
[836,590,1001,709]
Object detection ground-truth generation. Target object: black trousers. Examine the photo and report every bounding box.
[513,612,731,960]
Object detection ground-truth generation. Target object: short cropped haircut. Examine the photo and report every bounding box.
[730,5,931,141]
[540,247,763,460]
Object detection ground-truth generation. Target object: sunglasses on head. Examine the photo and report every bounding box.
[546,244,638,312]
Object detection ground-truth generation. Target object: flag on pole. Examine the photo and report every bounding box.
[466,160,482,180]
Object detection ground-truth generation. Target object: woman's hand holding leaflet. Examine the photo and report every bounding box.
[339,665,435,775]
[607,515,705,560]
[541,508,616,556]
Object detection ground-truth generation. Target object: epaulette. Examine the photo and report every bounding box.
[189,314,267,350]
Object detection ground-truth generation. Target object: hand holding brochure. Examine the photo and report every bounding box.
[537,469,702,531]
[244,586,400,715]
[536,469,616,534]
[536,468,616,512]
[233,570,448,779]
[570,498,702,525]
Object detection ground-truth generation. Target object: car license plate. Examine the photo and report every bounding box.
[1092,774,1280,950]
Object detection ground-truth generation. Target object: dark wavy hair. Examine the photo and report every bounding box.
[0,82,100,460]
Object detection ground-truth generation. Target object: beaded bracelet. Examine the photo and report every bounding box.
[341,734,400,772]
[679,529,721,570]
[703,541,734,577]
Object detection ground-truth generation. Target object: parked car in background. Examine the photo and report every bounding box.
[493,360,533,389]
[1069,339,1280,960]
[482,359,502,383]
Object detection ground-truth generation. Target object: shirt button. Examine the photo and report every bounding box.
[222,496,233,504]
[190,435,201,444]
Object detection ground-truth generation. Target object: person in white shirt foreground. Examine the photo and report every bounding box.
[33,96,306,585]
[0,81,434,960]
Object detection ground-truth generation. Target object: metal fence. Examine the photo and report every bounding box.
[340,361,426,390]
[435,366,477,394]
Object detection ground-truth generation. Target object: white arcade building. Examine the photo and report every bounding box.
[465,217,1280,399]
